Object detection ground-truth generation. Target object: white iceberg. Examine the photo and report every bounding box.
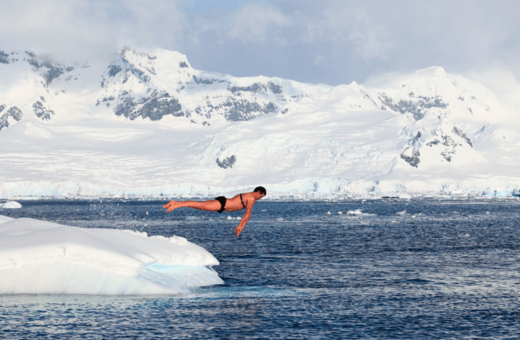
[0,201,22,209]
[0,216,223,295]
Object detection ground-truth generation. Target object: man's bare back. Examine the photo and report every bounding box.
[163,186,266,237]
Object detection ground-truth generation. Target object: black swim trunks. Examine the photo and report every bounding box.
[240,194,246,209]
[215,196,226,213]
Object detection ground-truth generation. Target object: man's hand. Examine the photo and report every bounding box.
[235,205,252,237]
[163,201,176,213]
[235,225,245,237]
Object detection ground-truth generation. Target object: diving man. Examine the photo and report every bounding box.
[163,186,266,237]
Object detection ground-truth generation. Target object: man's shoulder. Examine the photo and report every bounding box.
[243,192,256,204]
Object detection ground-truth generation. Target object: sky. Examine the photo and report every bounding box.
[1,0,519,90]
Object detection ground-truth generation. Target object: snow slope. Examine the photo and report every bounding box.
[0,48,520,198]
[0,215,222,294]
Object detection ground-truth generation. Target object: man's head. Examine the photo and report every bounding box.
[254,186,266,198]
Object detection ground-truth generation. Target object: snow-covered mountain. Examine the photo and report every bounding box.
[1,47,519,199]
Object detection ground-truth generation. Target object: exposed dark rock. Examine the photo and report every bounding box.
[229,82,265,94]
[179,61,189,68]
[6,106,22,121]
[0,106,23,131]
[191,96,277,122]
[229,81,282,95]
[425,129,465,162]
[27,58,42,69]
[224,99,276,121]
[44,65,64,85]
[217,155,236,169]
[192,76,226,85]
[0,51,9,64]
[360,90,378,107]
[379,93,448,120]
[33,101,55,121]
[452,127,472,147]
[412,131,422,144]
[281,108,289,114]
[267,82,282,94]
[130,66,150,83]
[114,90,184,121]
[96,96,115,106]
[400,148,420,168]
[0,114,8,131]
[25,55,65,85]
[193,76,213,85]
[108,64,122,77]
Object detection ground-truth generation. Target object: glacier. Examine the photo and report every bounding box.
[0,48,520,199]
[0,215,223,294]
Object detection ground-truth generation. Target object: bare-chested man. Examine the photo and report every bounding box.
[163,186,266,237]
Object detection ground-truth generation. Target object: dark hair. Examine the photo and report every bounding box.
[254,186,266,195]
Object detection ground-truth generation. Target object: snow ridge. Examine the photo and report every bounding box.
[0,48,519,198]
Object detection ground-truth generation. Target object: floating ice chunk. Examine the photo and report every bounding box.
[337,211,343,215]
[347,209,362,215]
[486,212,490,215]
[0,216,222,295]
[0,201,22,209]
[261,210,267,212]
[276,217,284,221]
[0,215,13,224]
[396,210,407,216]
[227,216,232,220]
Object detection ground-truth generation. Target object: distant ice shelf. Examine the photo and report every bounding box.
[0,216,223,295]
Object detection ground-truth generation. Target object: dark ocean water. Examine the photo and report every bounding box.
[1,198,520,339]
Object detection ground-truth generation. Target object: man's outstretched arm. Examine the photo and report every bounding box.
[235,206,253,237]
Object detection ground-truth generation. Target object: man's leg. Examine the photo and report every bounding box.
[164,199,221,213]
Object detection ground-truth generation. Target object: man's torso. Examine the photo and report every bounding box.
[224,193,252,212]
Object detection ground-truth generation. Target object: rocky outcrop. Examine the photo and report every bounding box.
[0,106,23,130]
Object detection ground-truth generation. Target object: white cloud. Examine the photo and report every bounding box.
[314,55,326,66]
[0,0,187,63]
[226,4,290,44]
[0,0,519,86]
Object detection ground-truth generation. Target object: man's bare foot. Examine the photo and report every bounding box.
[164,200,180,213]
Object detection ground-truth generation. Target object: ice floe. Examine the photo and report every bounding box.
[0,216,222,295]
[0,201,22,209]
